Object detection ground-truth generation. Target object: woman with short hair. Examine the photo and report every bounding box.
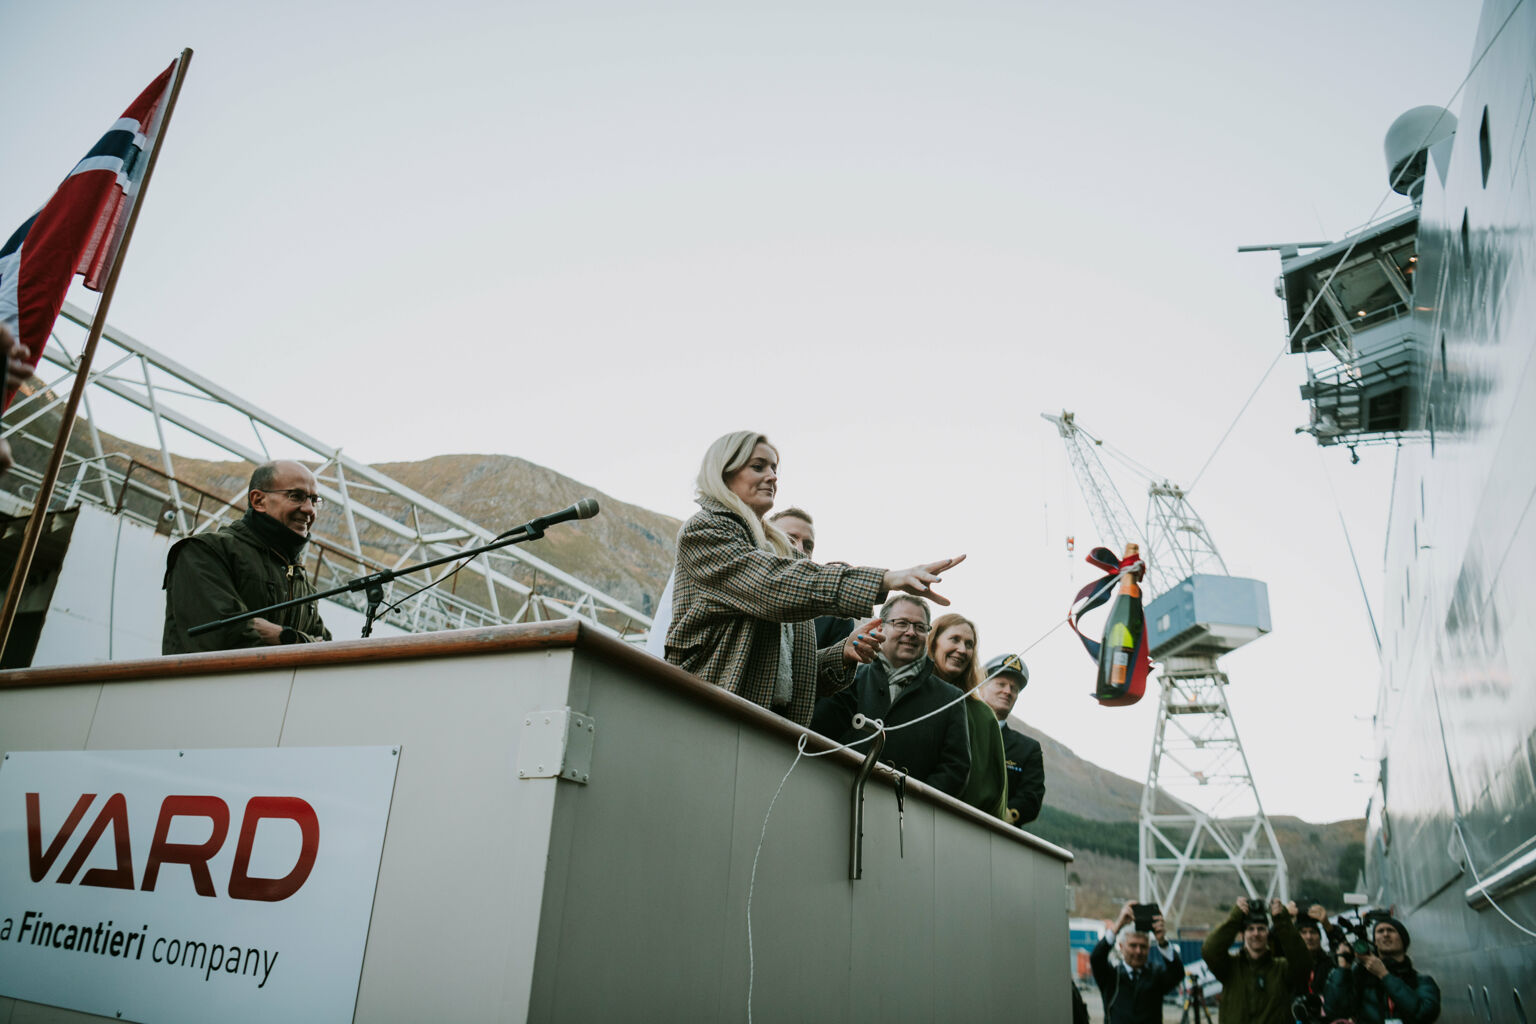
[927,613,1009,819]
[666,430,963,724]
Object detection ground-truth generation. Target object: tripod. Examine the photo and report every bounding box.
[1179,974,1214,1024]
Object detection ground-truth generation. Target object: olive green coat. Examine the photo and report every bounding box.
[1201,905,1310,1024]
[162,514,330,655]
[956,697,1009,818]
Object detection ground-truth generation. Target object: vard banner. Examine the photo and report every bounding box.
[0,747,399,1024]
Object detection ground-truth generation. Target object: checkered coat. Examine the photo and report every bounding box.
[665,498,886,724]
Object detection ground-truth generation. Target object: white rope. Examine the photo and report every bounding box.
[745,736,807,1024]
[1454,817,1536,939]
[1315,448,1381,654]
[806,611,1076,758]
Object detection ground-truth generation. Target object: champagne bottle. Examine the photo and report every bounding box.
[1095,543,1145,700]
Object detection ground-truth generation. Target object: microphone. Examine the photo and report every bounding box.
[497,498,600,539]
[532,497,600,530]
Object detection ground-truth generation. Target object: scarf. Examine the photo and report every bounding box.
[243,507,309,563]
[880,653,929,705]
[774,624,794,706]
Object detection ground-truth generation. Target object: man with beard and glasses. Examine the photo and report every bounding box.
[809,594,970,797]
[163,460,331,654]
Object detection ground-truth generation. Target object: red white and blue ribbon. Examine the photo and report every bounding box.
[1068,545,1152,706]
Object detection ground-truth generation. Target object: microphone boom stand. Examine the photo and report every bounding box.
[188,519,553,642]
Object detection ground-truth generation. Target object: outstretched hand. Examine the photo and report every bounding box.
[842,618,885,664]
[883,554,966,606]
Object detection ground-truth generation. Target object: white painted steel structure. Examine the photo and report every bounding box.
[1047,411,1287,929]
[0,302,652,643]
[0,624,1074,1021]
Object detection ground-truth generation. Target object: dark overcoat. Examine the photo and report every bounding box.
[1001,722,1046,826]
[809,658,971,797]
[163,513,329,654]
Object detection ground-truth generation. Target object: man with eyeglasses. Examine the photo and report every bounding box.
[162,459,332,654]
[809,595,970,797]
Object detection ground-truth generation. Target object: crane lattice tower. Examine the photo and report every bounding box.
[1044,412,1288,930]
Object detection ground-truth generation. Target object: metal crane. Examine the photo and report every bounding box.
[1044,411,1288,930]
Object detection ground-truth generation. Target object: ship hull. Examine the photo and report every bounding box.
[1367,0,1536,1016]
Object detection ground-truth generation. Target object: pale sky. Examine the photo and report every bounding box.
[1,1,1483,823]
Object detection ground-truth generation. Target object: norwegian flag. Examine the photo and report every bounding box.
[0,58,179,403]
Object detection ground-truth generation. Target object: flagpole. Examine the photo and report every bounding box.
[0,48,193,660]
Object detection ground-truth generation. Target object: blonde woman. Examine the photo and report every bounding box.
[926,613,1009,819]
[666,430,964,725]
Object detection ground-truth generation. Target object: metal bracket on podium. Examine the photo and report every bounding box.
[516,708,596,784]
[849,714,886,881]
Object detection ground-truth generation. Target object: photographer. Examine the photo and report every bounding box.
[1089,901,1183,1024]
[1200,897,1309,1024]
[1289,902,1337,1022]
[1322,915,1440,1023]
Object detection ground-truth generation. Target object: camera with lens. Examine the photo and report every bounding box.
[1331,909,1382,959]
[1131,902,1161,932]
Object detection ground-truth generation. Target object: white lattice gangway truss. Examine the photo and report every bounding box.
[0,302,653,642]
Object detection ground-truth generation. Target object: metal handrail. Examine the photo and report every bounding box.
[14,306,657,641]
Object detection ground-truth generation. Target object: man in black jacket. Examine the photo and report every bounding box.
[162,460,331,654]
[1322,916,1440,1024]
[1290,904,1335,1021]
[810,596,970,797]
[1089,901,1184,1024]
[979,653,1045,825]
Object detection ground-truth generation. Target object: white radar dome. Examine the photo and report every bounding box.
[1384,106,1456,200]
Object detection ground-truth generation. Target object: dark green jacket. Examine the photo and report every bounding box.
[162,512,330,654]
[956,697,1009,818]
[1202,905,1309,1024]
[1323,957,1440,1023]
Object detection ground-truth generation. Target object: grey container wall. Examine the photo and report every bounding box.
[0,621,1072,1023]
[1146,574,1272,660]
